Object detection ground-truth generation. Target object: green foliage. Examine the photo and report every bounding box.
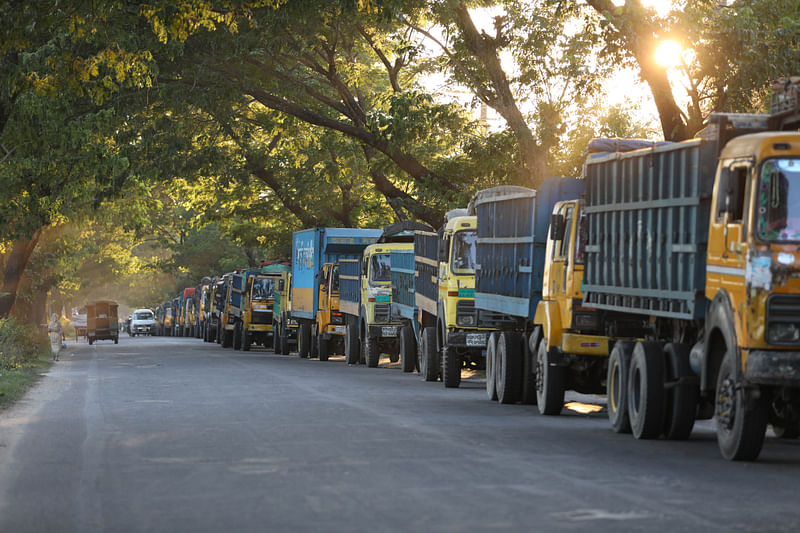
[0,318,48,370]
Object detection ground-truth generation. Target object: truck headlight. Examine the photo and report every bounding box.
[457,314,476,327]
[768,323,800,344]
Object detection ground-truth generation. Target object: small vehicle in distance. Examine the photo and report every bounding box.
[130,308,155,336]
[87,300,119,345]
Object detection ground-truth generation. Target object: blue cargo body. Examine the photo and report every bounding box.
[291,228,382,320]
[582,139,718,320]
[474,178,585,320]
[390,249,416,320]
[339,258,361,309]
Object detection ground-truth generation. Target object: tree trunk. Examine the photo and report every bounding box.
[0,230,42,319]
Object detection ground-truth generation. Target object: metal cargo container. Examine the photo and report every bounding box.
[582,139,718,319]
[413,231,438,315]
[291,227,381,320]
[390,249,416,320]
[473,178,585,319]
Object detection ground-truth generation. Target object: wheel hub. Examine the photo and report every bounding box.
[717,377,737,431]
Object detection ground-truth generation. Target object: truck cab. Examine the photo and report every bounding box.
[315,262,345,360]
[358,242,410,367]
[273,271,298,354]
[237,273,278,351]
[533,199,608,414]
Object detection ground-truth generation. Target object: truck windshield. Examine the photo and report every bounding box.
[370,254,391,284]
[451,230,477,274]
[134,311,153,320]
[251,277,275,301]
[757,158,800,242]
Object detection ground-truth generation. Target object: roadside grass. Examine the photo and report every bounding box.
[0,318,53,411]
[0,353,53,410]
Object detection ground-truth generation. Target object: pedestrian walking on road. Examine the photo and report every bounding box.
[48,313,64,361]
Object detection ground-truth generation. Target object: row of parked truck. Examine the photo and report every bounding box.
[149,95,800,461]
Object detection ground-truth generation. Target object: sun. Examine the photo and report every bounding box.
[654,40,684,68]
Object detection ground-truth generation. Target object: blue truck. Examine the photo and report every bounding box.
[291,227,382,358]
[471,178,585,404]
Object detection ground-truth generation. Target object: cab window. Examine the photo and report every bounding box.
[716,162,749,223]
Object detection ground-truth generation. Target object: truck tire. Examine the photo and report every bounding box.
[607,341,634,433]
[419,327,439,381]
[442,345,461,388]
[399,326,416,373]
[496,331,522,404]
[298,322,311,358]
[222,328,232,348]
[242,325,251,352]
[663,343,697,440]
[486,332,498,401]
[770,400,800,439]
[364,335,380,368]
[310,327,318,359]
[716,349,768,460]
[280,327,290,355]
[628,341,665,439]
[114,336,118,345]
[345,320,359,365]
[521,329,540,405]
[89,336,94,345]
[232,323,242,350]
[318,334,329,361]
[536,340,565,415]
[273,329,282,354]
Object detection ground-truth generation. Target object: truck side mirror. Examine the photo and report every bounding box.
[550,214,566,241]
[362,258,368,276]
[438,238,449,263]
[315,270,324,283]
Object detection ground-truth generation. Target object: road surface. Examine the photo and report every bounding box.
[1,336,799,532]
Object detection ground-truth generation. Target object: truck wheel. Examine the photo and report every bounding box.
[607,341,634,433]
[364,336,380,368]
[496,331,522,404]
[222,328,232,348]
[663,343,697,440]
[114,336,119,345]
[233,322,242,350]
[318,334,329,361]
[420,327,439,381]
[486,332,498,401]
[536,340,565,415]
[89,337,94,345]
[442,345,461,388]
[298,322,311,358]
[242,326,251,352]
[716,349,768,460]
[345,320,359,364]
[280,328,290,356]
[628,341,665,439]
[521,330,539,405]
[273,330,282,354]
[399,326,416,373]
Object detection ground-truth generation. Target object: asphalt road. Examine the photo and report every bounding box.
[1,336,799,532]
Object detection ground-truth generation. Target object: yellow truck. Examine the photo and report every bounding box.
[314,262,346,361]
[273,270,298,355]
[340,222,432,367]
[412,211,494,387]
[531,111,800,460]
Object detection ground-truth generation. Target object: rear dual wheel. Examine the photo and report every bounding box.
[496,332,521,404]
[420,327,439,382]
[400,325,417,373]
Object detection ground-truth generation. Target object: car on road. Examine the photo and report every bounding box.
[130,308,155,336]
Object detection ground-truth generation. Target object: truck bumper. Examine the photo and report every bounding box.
[745,350,800,386]
[322,324,348,339]
[446,331,488,349]
[368,324,401,338]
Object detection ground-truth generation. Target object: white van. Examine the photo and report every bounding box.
[130,309,155,336]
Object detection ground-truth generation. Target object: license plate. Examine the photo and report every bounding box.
[381,326,398,337]
[466,333,487,347]
[333,325,346,334]
[288,319,298,325]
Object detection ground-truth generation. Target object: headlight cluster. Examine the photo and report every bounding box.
[768,323,800,344]
[456,313,476,327]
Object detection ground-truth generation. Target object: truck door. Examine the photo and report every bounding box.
[550,203,575,298]
[707,160,751,305]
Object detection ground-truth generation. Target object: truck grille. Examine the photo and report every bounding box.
[477,309,516,329]
[251,311,273,325]
[374,303,391,323]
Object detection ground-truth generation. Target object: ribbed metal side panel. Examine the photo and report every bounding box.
[474,178,585,320]
[390,249,416,309]
[583,140,717,319]
[414,231,439,302]
[339,259,361,309]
